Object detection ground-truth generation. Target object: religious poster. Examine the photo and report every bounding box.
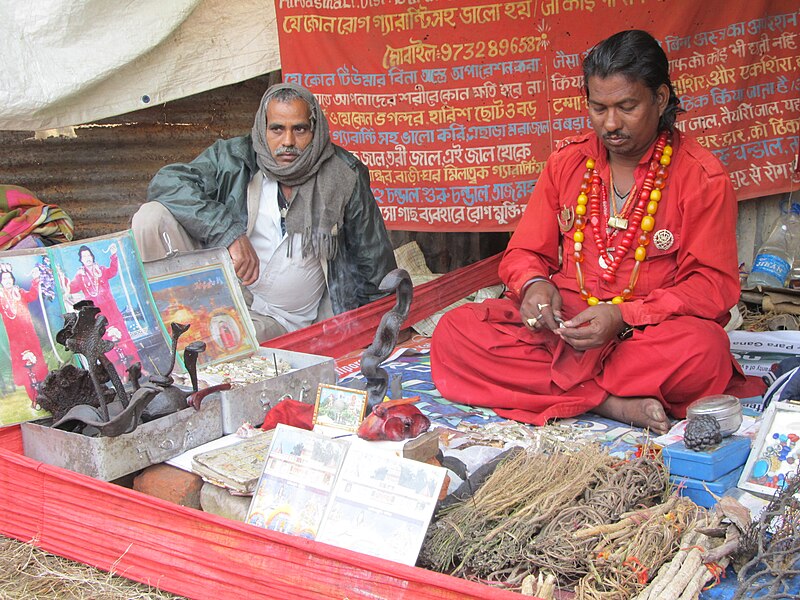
[145,247,258,367]
[49,231,173,383]
[275,0,800,232]
[247,424,350,540]
[0,248,67,426]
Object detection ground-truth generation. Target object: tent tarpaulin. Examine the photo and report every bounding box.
[0,0,280,131]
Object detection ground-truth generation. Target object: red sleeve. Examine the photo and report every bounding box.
[104,253,119,281]
[19,279,40,303]
[68,271,81,294]
[500,146,576,302]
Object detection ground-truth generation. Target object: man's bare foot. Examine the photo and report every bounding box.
[591,395,671,435]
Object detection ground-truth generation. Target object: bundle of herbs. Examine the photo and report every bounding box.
[573,496,704,599]
[420,444,616,585]
[529,454,669,581]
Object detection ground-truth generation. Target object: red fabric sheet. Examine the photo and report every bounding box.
[0,429,525,599]
[0,254,523,598]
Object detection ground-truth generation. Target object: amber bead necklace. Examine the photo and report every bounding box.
[571,130,673,305]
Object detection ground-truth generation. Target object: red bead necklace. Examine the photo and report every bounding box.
[572,130,673,305]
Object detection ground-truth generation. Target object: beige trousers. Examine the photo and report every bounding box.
[131,202,288,343]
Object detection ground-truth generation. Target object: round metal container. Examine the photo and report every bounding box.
[686,394,743,437]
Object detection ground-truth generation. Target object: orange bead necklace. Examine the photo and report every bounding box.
[572,130,673,305]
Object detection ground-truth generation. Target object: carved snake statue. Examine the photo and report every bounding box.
[360,268,413,411]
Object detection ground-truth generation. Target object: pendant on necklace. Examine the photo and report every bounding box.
[598,247,615,270]
[607,215,628,230]
[558,205,575,232]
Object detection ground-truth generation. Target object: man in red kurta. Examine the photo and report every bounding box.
[431,30,753,435]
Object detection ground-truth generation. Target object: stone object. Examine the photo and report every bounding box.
[684,414,723,451]
[200,482,250,522]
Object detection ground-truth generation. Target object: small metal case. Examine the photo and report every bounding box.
[686,394,743,437]
[215,346,336,434]
[21,397,223,481]
[144,248,337,434]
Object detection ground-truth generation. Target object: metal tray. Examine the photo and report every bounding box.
[216,347,336,434]
[21,397,223,481]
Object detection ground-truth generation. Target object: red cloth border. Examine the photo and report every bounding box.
[265,252,502,358]
[0,426,522,599]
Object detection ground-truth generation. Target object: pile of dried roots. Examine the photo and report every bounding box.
[733,467,800,599]
[418,444,705,599]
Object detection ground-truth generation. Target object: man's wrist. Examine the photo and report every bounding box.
[520,276,550,298]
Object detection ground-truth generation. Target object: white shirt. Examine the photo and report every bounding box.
[246,176,326,332]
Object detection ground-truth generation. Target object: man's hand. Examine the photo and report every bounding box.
[228,235,259,286]
[556,303,625,350]
[521,280,563,331]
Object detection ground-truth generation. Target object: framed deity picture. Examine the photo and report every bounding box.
[145,247,257,367]
[312,384,368,437]
[49,230,174,381]
[738,401,800,496]
[0,247,69,425]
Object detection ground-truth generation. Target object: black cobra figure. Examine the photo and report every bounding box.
[48,303,224,436]
[360,268,413,411]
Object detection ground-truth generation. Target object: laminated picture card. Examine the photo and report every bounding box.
[247,424,446,566]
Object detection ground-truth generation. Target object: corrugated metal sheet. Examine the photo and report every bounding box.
[0,70,492,270]
[0,73,279,241]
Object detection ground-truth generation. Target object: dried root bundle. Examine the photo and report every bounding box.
[528,454,668,581]
[574,496,704,600]
[635,495,751,600]
[733,466,800,599]
[418,445,614,581]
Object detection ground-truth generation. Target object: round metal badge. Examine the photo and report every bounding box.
[652,229,674,251]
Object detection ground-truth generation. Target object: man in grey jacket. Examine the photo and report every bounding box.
[132,83,396,342]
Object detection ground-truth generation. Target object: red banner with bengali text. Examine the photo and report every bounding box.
[275,0,800,231]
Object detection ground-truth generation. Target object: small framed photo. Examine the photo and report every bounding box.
[312,384,368,437]
[738,401,800,496]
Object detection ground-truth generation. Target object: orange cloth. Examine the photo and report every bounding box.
[0,185,73,249]
[432,130,753,424]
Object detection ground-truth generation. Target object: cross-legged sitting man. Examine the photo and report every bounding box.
[431,30,753,435]
[132,83,396,342]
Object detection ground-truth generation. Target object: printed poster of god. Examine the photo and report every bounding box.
[0,231,173,426]
[0,248,65,426]
[49,231,173,383]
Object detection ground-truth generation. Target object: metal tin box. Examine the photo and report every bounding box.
[216,346,337,434]
[686,394,743,437]
[662,434,751,481]
[21,397,223,481]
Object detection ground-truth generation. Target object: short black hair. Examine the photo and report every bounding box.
[583,29,682,130]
